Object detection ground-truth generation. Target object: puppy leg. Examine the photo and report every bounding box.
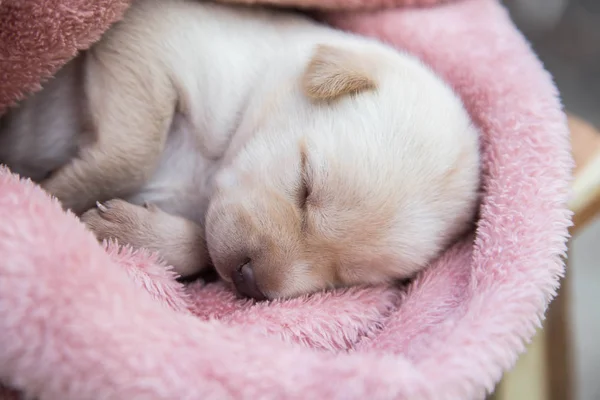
[41,49,177,214]
[81,199,209,277]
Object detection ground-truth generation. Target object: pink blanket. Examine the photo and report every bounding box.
[0,0,572,399]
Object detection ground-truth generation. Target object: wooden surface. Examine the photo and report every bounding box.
[568,115,600,233]
[570,115,600,176]
[545,255,574,400]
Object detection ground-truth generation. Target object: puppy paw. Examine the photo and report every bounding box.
[143,201,161,212]
[80,199,209,277]
[81,199,151,244]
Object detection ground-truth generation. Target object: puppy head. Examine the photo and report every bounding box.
[206,42,480,300]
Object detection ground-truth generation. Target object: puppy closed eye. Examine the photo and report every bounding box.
[297,176,310,209]
[296,173,313,234]
[297,143,311,210]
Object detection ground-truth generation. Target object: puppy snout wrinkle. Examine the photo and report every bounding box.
[231,261,267,301]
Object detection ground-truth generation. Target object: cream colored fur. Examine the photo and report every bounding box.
[0,0,480,299]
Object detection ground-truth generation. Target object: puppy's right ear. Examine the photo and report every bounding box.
[302,44,376,100]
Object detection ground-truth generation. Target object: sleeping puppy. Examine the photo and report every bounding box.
[0,0,480,300]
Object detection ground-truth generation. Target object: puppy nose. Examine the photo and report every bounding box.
[231,262,267,301]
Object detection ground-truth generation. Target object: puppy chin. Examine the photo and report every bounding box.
[261,276,331,300]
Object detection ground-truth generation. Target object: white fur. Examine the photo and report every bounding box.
[0,0,480,299]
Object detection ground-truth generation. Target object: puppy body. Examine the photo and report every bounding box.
[0,0,480,299]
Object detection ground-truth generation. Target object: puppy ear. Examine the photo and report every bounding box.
[302,44,376,100]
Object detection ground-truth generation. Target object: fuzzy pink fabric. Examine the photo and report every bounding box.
[0,0,572,399]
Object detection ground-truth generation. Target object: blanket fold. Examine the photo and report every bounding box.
[0,0,572,399]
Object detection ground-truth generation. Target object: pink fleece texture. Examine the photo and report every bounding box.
[0,0,572,399]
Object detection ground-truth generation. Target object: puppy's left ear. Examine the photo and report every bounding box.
[302,44,376,100]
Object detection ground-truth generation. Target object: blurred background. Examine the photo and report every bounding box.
[501,1,600,399]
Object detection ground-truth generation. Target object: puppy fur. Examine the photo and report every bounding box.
[0,0,480,299]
